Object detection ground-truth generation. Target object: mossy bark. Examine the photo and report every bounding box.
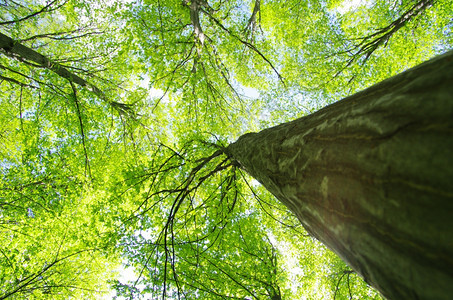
[227,51,453,299]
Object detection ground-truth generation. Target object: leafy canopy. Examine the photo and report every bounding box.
[0,0,451,299]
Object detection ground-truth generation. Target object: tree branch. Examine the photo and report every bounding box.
[0,32,133,116]
[243,0,262,39]
[0,74,37,89]
[0,0,68,26]
[70,82,92,180]
[203,13,285,85]
[334,0,435,79]
[0,33,104,97]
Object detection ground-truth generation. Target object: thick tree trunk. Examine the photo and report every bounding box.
[226,51,453,299]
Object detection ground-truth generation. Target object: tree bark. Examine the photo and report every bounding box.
[226,50,453,299]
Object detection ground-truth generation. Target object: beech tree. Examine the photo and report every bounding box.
[226,51,453,299]
[0,0,452,299]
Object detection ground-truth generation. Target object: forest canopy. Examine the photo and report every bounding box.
[0,0,451,299]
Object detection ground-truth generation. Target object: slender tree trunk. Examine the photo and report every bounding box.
[0,33,134,115]
[226,50,453,299]
[0,32,105,100]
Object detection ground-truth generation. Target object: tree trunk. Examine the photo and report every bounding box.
[226,50,453,299]
[0,33,106,101]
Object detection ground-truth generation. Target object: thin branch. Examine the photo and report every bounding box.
[333,0,435,79]
[19,84,24,132]
[240,171,307,235]
[0,0,67,26]
[70,82,92,180]
[333,270,354,300]
[0,248,17,282]
[204,257,259,299]
[203,12,285,85]
[0,32,132,116]
[19,29,103,43]
[0,74,37,89]
[0,248,101,300]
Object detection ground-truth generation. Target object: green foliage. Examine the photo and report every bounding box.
[0,0,450,299]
